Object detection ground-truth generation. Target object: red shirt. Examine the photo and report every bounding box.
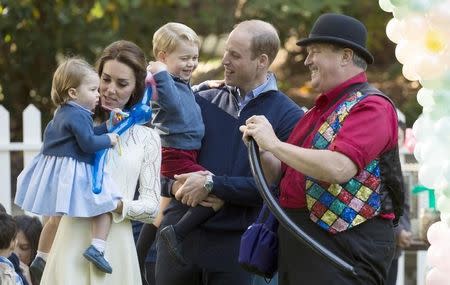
[279,72,398,209]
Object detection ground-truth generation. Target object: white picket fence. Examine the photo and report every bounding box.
[0,104,42,214]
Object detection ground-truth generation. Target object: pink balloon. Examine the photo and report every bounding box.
[426,267,450,285]
[404,128,416,154]
[427,243,450,272]
[427,221,450,245]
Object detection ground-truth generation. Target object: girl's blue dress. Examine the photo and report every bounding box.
[15,103,122,217]
[15,153,121,217]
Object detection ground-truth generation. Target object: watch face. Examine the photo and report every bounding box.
[204,176,213,192]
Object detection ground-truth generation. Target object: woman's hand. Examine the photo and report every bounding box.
[239,115,280,152]
[200,195,224,212]
[114,200,123,214]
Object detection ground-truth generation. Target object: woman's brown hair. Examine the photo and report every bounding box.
[95,40,147,119]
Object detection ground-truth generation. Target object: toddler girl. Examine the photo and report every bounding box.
[15,58,122,280]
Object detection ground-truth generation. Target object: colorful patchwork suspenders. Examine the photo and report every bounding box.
[306,90,382,234]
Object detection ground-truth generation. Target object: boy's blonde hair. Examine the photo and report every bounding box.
[152,22,200,58]
[51,58,96,106]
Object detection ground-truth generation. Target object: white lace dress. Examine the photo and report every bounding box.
[41,125,161,285]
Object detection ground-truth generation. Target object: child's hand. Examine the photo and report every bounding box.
[107,133,119,146]
[147,61,167,74]
[206,80,225,88]
[111,108,129,125]
[107,108,129,130]
[200,195,224,212]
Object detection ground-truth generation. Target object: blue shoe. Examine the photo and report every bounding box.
[30,256,46,283]
[83,245,113,274]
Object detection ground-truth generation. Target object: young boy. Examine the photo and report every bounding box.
[0,213,24,285]
[136,22,221,268]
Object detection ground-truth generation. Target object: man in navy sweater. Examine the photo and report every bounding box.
[155,20,303,285]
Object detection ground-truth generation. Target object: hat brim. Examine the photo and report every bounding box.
[297,36,374,64]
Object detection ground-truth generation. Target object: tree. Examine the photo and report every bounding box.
[0,0,419,140]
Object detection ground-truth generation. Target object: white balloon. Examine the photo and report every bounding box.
[379,0,395,12]
[386,18,404,43]
[421,106,433,117]
[395,42,420,65]
[440,212,450,227]
[420,139,448,164]
[433,117,450,143]
[402,64,421,81]
[433,175,449,196]
[414,141,424,162]
[402,16,428,41]
[418,161,443,188]
[427,1,450,32]
[437,195,450,214]
[416,87,435,107]
[412,115,434,141]
[416,54,447,80]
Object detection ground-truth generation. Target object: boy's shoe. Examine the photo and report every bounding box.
[83,245,113,274]
[30,256,46,283]
[160,225,187,265]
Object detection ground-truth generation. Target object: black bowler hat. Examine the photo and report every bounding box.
[297,13,374,64]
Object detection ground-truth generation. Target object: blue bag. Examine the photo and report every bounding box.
[238,204,279,278]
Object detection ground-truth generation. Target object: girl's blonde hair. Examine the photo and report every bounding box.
[51,58,96,106]
[152,22,200,58]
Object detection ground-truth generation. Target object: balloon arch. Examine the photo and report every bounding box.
[379,0,450,284]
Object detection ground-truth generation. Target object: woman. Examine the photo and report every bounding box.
[13,215,42,285]
[40,40,161,285]
[14,215,43,267]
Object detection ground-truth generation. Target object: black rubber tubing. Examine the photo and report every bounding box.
[247,138,358,276]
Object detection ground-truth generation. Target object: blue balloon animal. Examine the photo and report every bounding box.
[92,72,157,194]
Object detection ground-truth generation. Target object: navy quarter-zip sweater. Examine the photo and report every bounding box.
[164,86,304,231]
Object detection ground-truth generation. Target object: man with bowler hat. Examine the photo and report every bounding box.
[240,13,403,284]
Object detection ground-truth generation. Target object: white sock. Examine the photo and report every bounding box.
[36,251,48,262]
[91,238,106,253]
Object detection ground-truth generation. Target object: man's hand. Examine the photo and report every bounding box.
[239,115,279,152]
[398,229,413,248]
[174,171,210,207]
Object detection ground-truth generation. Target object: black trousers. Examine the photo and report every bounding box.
[278,209,395,285]
[386,258,399,285]
[155,214,253,285]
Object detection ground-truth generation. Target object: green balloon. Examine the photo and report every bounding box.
[420,71,450,90]
[442,184,450,198]
[392,5,411,19]
[391,0,408,6]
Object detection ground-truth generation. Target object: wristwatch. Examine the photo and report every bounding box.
[203,174,214,193]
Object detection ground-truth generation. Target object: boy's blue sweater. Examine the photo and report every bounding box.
[164,86,304,231]
[152,71,204,150]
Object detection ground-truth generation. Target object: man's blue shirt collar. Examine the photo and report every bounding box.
[237,72,278,110]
